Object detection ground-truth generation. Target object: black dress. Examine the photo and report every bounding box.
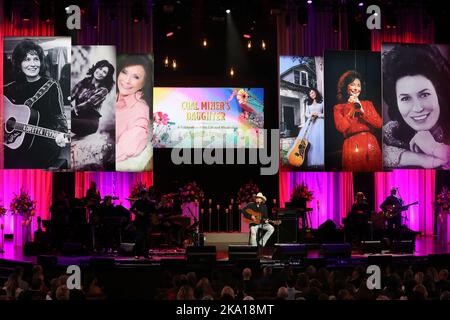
[4,78,68,169]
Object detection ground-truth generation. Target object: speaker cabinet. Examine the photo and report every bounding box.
[272,243,307,260]
[186,246,216,264]
[228,245,258,261]
[361,241,382,254]
[118,242,135,256]
[392,240,414,254]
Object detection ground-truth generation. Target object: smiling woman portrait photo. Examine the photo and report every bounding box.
[382,44,450,169]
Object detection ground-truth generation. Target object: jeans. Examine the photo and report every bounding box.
[250,223,274,246]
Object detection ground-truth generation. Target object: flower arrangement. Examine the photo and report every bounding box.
[237,181,260,204]
[9,189,36,216]
[179,182,204,203]
[291,183,314,203]
[0,204,6,217]
[152,111,175,148]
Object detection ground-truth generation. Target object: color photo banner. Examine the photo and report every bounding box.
[153,87,264,148]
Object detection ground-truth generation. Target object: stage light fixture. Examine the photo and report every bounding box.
[172,59,177,70]
[229,67,235,77]
[358,2,364,7]
[166,31,174,37]
[202,38,208,47]
[226,9,231,14]
[307,0,313,4]
[247,40,252,49]
[261,40,266,50]
[243,34,251,39]
[164,56,169,67]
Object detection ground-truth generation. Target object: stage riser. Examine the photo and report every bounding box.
[204,232,249,251]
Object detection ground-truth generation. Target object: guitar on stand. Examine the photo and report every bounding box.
[287,113,318,167]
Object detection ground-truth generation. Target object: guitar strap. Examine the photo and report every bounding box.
[24,79,54,108]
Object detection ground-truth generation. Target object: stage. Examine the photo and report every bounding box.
[2,234,450,268]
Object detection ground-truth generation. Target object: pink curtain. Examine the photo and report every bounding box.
[75,172,153,209]
[371,7,434,51]
[375,170,436,235]
[279,172,354,228]
[0,170,53,235]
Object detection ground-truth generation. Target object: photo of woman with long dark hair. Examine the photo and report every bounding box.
[70,46,116,171]
[71,60,115,136]
[3,38,70,169]
[382,44,450,169]
[333,70,382,171]
[116,54,153,172]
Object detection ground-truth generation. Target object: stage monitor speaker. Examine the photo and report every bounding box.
[361,241,382,254]
[272,243,307,260]
[392,240,414,254]
[118,242,135,256]
[186,246,216,264]
[428,254,450,268]
[228,245,258,262]
[321,243,352,259]
[62,242,85,256]
[37,255,58,267]
[89,257,115,269]
[277,217,298,243]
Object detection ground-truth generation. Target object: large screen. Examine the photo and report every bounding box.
[153,87,264,148]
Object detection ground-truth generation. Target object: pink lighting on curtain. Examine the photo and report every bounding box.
[279,172,354,228]
[75,172,153,209]
[375,170,436,235]
[0,170,53,235]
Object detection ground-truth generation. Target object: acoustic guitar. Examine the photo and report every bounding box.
[287,114,317,167]
[243,208,282,225]
[383,201,418,220]
[4,96,71,150]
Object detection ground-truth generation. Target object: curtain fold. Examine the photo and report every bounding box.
[279,172,354,228]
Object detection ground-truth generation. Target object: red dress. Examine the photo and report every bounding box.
[333,100,382,171]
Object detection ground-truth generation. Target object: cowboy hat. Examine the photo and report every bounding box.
[255,192,267,202]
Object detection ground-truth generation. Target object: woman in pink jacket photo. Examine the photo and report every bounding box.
[116,55,153,171]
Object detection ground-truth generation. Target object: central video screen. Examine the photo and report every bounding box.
[153,87,264,148]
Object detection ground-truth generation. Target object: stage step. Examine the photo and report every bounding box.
[204,232,249,252]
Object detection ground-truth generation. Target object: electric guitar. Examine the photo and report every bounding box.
[383,201,418,219]
[243,208,282,225]
[287,114,317,167]
[4,96,71,150]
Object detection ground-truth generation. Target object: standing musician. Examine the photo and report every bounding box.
[347,192,371,244]
[380,187,403,237]
[130,188,153,259]
[240,192,274,247]
[85,181,101,250]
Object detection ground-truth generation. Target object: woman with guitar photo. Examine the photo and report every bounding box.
[3,38,69,169]
[71,59,115,137]
[287,88,324,169]
[240,192,277,247]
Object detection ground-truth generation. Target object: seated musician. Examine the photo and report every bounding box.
[347,192,370,244]
[380,187,403,232]
[240,192,274,247]
[153,194,184,248]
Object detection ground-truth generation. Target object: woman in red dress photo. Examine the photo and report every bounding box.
[333,70,382,171]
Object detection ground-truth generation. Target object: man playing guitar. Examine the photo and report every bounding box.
[240,192,275,247]
[380,187,403,237]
